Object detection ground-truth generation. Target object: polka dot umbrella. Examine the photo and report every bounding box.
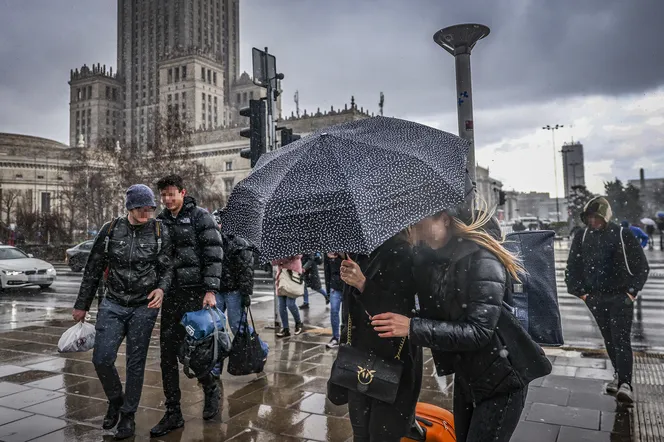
[221,116,469,262]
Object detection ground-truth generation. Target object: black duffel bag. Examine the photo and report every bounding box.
[227,307,269,376]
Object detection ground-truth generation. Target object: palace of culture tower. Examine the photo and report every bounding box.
[68,0,262,150]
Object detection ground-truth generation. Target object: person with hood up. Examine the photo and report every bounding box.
[151,175,224,437]
[566,197,649,403]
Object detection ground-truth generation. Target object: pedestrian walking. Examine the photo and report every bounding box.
[273,255,305,337]
[621,220,649,248]
[334,233,423,441]
[323,252,344,348]
[72,184,173,440]
[566,197,650,403]
[150,175,224,437]
[369,208,551,442]
[210,208,254,378]
[299,252,329,309]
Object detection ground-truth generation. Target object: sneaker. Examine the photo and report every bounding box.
[299,303,310,310]
[202,384,220,420]
[114,413,135,440]
[616,383,634,404]
[150,407,185,438]
[326,338,339,349]
[102,396,123,430]
[606,373,619,394]
[276,328,291,338]
[294,322,304,335]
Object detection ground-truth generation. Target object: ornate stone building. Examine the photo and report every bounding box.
[0,133,72,226]
[71,0,251,150]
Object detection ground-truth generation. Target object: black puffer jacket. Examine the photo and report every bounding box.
[157,196,223,294]
[324,255,343,293]
[566,223,649,298]
[410,238,549,402]
[219,233,254,298]
[74,217,173,311]
[302,253,323,290]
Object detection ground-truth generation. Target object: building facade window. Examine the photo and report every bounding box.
[225,161,232,171]
[224,178,234,192]
[168,68,173,84]
[182,65,187,80]
[174,67,180,82]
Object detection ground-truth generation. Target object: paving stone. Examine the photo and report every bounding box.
[526,386,570,406]
[526,403,600,430]
[511,421,560,442]
[0,388,63,410]
[557,425,633,442]
[0,415,67,442]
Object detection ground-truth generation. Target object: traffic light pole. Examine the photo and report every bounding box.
[263,47,280,329]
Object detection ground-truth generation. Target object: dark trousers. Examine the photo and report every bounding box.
[92,298,159,415]
[587,293,634,385]
[453,380,527,442]
[347,347,423,442]
[160,293,216,409]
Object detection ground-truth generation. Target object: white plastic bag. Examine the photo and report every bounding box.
[58,322,96,353]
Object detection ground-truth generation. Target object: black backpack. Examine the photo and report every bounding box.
[178,308,232,379]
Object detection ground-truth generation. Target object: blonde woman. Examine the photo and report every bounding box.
[370,208,551,442]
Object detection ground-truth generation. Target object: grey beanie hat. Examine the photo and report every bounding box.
[126,184,156,210]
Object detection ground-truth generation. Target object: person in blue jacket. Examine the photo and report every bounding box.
[621,221,649,248]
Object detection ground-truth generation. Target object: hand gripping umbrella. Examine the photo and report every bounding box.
[221,116,469,261]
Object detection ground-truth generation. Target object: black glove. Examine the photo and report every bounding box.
[241,294,252,308]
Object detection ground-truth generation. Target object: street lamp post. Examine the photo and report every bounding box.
[434,24,490,195]
[543,124,563,222]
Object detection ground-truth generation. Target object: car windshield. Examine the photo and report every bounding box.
[0,248,29,260]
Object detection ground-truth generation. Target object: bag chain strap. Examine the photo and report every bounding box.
[346,313,407,360]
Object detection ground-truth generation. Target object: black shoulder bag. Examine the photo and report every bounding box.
[328,296,408,405]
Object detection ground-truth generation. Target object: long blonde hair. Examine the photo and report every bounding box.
[407,200,524,282]
[450,204,524,282]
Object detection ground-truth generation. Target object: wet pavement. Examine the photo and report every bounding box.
[1,310,663,440]
[0,250,663,440]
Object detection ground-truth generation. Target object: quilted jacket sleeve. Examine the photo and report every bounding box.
[236,244,255,298]
[156,222,174,293]
[409,251,506,352]
[195,209,224,292]
[74,222,111,311]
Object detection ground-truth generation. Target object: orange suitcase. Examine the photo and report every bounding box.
[402,402,456,442]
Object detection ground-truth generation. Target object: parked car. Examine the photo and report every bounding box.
[0,246,57,290]
[65,240,94,272]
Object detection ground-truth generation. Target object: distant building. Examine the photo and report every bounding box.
[628,168,664,215]
[476,165,503,213]
[561,142,586,198]
[513,191,566,222]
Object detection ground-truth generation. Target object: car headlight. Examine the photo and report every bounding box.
[47,268,56,274]
[3,270,23,276]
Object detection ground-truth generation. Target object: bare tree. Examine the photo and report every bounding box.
[1,189,20,225]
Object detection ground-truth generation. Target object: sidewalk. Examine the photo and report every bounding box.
[0,304,662,441]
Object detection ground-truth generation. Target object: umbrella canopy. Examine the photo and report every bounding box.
[641,217,656,226]
[221,116,469,261]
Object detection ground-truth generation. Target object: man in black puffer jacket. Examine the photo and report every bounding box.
[151,175,224,437]
[73,184,173,440]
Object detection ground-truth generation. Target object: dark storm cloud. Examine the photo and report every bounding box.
[0,0,662,144]
[240,0,664,117]
[0,0,116,143]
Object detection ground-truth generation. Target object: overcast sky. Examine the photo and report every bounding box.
[1,0,663,196]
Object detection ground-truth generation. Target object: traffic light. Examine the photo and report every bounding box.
[498,190,506,206]
[239,99,267,167]
[280,128,301,147]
